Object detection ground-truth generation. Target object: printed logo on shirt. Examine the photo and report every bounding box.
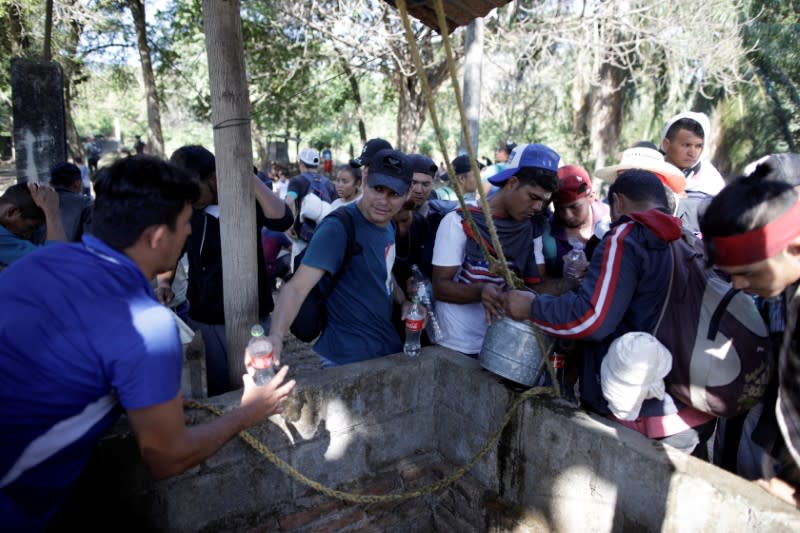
[384,242,396,296]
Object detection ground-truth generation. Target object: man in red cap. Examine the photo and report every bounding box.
[536,164,610,280]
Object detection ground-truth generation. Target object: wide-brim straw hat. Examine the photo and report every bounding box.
[595,147,686,194]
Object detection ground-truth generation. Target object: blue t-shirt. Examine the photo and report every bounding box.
[301,203,402,365]
[0,225,43,266]
[0,235,182,531]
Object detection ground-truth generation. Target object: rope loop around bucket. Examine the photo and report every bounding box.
[185,372,553,504]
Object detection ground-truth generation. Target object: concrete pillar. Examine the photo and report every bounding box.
[11,58,67,183]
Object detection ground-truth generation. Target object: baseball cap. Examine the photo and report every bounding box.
[410,154,437,177]
[366,149,412,195]
[488,143,560,186]
[298,148,320,167]
[350,138,393,168]
[553,165,592,206]
[600,332,673,421]
[451,154,484,175]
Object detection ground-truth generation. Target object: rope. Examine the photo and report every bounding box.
[185,375,552,503]
[396,0,555,368]
[395,0,503,286]
[430,0,517,289]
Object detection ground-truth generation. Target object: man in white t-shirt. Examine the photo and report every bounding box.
[431,144,561,356]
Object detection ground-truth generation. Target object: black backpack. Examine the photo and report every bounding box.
[290,208,362,342]
[418,199,459,279]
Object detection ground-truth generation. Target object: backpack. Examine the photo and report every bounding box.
[418,199,459,278]
[653,231,771,417]
[294,172,337,242]
[289,208,362,342]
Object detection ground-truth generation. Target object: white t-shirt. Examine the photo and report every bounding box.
[431,211,488,355]
[330,195,361,210]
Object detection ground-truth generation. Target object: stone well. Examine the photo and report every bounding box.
[51,347,800,532]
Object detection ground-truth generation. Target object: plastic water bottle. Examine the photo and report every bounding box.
[246,324,274,386]
[563,239,589,280]
[404,297,424,358]
[411,264,443,343]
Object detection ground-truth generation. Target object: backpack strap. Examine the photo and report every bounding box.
[324,208,362,294]
[653,239,677,334]
[707,288,739,340]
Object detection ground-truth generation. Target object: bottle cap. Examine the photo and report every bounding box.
[250,324,265,337]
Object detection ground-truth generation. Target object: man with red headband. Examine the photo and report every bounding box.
[537,164,610,279]
[700,154,800,507]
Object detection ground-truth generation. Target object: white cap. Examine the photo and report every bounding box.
[299,148,320,167]
[600,332,673,421]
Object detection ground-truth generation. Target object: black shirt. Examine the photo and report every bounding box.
[185,202,292,324]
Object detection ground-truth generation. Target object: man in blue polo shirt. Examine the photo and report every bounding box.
[0,156,296,532]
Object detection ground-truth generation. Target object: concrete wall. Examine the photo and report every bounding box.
[432,348,800,532]
[54,347,800,532]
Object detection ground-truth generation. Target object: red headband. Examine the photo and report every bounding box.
[711,200,800,267]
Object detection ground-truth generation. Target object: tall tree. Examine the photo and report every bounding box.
[482,0,748,167]
[127,0,164,157]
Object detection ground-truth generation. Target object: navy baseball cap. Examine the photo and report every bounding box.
[410,154,437,177]
[350,138,393,168]
[488,143,560,186]
[367,149,413,195]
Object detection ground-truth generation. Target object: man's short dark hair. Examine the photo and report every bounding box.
[513,167,559,193]
[90,156,200,250]
[50,162,82,188]
[0,184,45,223]
[665,118,704,141]
[607,169,670,212]
[700,174,796,240]
[169,145,216,183]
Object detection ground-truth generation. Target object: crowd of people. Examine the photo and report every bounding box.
[1,110,799,529]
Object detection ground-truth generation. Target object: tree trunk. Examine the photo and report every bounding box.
[340,57,367,144]
[63,9,84,161]
[588,60,625,170]
[252,127,267,170]
[128,0,164,157]
[459,19,483,155]
[396,74,425,152]
[203,0,258,386]
[392,30,456,152]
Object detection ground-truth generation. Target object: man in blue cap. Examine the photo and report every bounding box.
[430,143,560,356]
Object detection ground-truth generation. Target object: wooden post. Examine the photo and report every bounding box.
[202,0,257,386]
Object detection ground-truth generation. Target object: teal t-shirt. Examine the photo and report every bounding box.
[301,203,402,365]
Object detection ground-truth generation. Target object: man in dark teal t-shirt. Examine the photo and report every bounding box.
[268,149,415,367]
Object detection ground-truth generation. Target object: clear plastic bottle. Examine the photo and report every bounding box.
[411,264,443,343]
[246,324,274,386]
[563,239,589,280]
[403,297,424,358]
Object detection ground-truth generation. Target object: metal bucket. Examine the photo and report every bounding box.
[479,316,552,386]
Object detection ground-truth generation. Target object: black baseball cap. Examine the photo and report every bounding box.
[451,154,484,175]
[366,149,412,195]
[350,138,393,168]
